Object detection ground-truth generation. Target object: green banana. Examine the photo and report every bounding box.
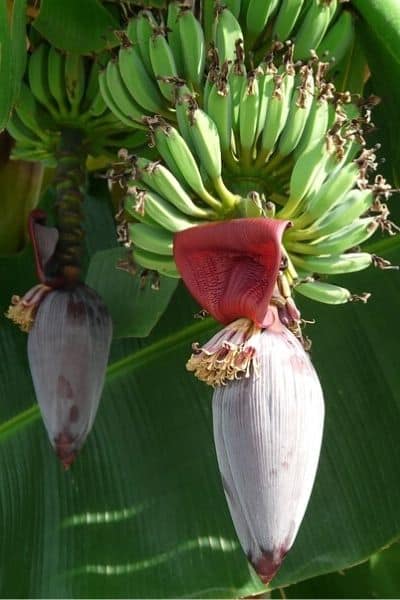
[149,30,178,103]
[82,60,107,117]
[229,60,247,146]
[133,246,181,278]
[279,136,335,218]
[253,67,275,148]
[47,46,69,117]
[187,107,222,182]
[214,7,244,65]
[246,0,280,45]
[166,1,185,74]
[64,52,86,117]
[286,216,378,255]
[127,11,155,75]
[14,82,52,143]
[290,251,373,275]
[28,44,59,118]
[207,78,233,156]
[99,68,139,129]
[294,89,333,159]
[133,157,213,218]
[294,0,337,61]
[316,9,354,66]
[295,281,352,304]
[178,9,205,93]
[7,111,44,147]
[138,188,201,232]
[293,160,360,229]
[238,71,260,165]
[105,59,145,126]
[257,64,296,165]
[129,222,174,256]
[303,189,375,239]
[157,124,222,211]
[118,45,166,114]
[278,65,315,157]
[273,0,306,41]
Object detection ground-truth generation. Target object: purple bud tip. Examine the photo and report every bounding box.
[55,432,78,470]
[252,547,288,585]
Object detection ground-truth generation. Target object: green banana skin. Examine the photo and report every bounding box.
[286,216,378,255]
[295,281,352,304]
[133,246,181,278]
[316,9,354,66]
[293,161,360,229]
[134,157,214,218]
[291,251,372,275]
[294,0,337,61]
[149,31,178,103]
[214,7,244,65]
[129,222,174,256]
[273,0,306,41]
[105,60,145,125]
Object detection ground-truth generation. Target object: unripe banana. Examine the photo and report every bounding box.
[133,157,213,218]
[47,46,69,117]
[207,78,233,156]
[316,9,354,66]
[64,52,86,117]
[132,188,202,233]
[118,45,166,114]
[129,222,174,256]
[291,252,372,275]
[105,59,145,126]
[273,0,306,42]
[286,216,378,256]
[154,124,222,211]
[257,65,296,165]
[188,107,222,182]
[133,246,181,278]
[28,44,58,118]
[294,0,336,61]
[14,82,53,143]
[166,1,185,74]
[246,0,280,45]
[293,160,360,229]
[149,30,178,103]
[178,9,205,93]
[214,7,244,65]
[239,72,260,165]
[278,65,315,157]
[295,281,352,304]
[305,189,375,238]
[82,60,106,117]
[127,11,155,75]
[294,90,333,159]
[279,136,335,218]
[253,67,275,148]
[229,60,247,141]
[99,68,139,129]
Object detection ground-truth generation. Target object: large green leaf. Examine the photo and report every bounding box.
[86,247,178,338]
[0,0,27,130]
[0,230,400,597]
[33,0,118,53]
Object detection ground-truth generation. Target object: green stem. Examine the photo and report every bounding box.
[213,176,240,211]
[53,129,87,277]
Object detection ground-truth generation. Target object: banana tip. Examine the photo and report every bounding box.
[253,547,288,585]
[55,432,78,470]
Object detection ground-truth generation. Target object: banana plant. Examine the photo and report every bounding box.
[1,0,400,598]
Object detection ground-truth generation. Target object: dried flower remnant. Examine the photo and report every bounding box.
[174,219,324,585]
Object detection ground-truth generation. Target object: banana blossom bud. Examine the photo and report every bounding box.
[6,211,112,468]
[174,219,324,585]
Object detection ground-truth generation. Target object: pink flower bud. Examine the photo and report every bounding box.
[212,312,324,584]
[27,284,112,468]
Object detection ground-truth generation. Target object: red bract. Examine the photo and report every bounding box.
[173,218,289,326]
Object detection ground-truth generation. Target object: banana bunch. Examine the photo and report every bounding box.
[7,42,147,165]
[117,41,393,306]
[203,1,354,64]
[100,4,207,126]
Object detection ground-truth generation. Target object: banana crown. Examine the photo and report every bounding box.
[7,42,145,165]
